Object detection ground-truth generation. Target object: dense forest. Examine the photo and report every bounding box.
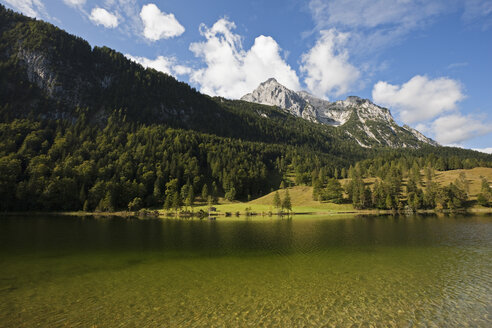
[312,157,492,211]
[0,113,366,211]
[1,4,491,212]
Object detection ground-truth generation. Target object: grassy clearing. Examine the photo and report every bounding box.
[338,167,492,199]
[433,167,492,199]
[160,186,355,216]
[166,167,492,216]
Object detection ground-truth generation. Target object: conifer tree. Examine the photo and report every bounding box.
[186,187,194,210]
[273,191,281,212]
[212,182,219,204]
[201,184,208,201]
[163,193,172,211]
[172,192,181,213]
[282,189,292,213]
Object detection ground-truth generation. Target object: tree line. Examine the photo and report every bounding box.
[314,160,492,211]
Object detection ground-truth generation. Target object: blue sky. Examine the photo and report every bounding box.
[2,0,492,152]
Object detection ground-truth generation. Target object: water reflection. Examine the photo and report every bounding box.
[0,214,491,327]
[1,214,491,252]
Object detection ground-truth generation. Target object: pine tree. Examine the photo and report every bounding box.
[172,192,181,213]
[273,191,281,212]
[323,178,343,203]
[312,177,322,201]
[128,197,143,211]
[477,176,492,206]
[225,187,236,201]
[363,186,372,209]
[282,189,292,213]
[455,172,469,195]
[425,166,434,183]
[212,181,219,204]
[163,193,172,211]
[201,184,208,201]
[186,187,194,210]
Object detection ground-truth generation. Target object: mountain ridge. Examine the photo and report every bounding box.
[241,78,439,148]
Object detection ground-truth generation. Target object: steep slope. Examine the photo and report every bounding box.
[241,78,438,148]
[0,5,222,127]
[0,5,370,157]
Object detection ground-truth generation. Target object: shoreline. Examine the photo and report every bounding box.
[2,206,492,219]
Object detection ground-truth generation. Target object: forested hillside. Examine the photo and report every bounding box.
[0,4,491,212]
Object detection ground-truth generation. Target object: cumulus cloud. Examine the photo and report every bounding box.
[300,29,360,98]
[189,18,301,99]
[372,75,465,124]
[140,3,185,41]
[428,114,492,145]
[125,54,191,77]
[4,0,47,18]
[62,0,85,7]
[89,7,119,28]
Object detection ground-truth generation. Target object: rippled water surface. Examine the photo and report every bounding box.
[1,214,491,327]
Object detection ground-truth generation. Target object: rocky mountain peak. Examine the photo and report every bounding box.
[241,78,438,149]
[345,96,363,103]
[241,78,317,121]
[261,77,280,85]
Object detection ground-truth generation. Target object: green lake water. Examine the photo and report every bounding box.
[0,214,491,327]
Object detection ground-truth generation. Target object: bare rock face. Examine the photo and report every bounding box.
[241,78,317,122]
[241,78,438,148]
[403,125,440,147]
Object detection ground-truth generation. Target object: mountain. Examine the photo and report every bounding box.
[241,78,438,148]
[0,4,369,157]
[1,4,490,212]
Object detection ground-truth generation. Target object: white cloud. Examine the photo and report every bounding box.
[308,0,451,53]
[98,0,141,36]
[173,65,192,76]
[89,7,119,28]
[447,62,469,70]
[4,0,47,18]
[429,114,492,145]
[300,29,360,98]
[140,3,184,41]
[189,18,301,99]
[463,0,492,29]
[126,54,174,75]
[125,54,191,77]
[473,147,492,154]
[309,0,447,30]
[62,0,85,7]
[372,75,465,124]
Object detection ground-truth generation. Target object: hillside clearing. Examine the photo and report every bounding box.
[168,168,492,216]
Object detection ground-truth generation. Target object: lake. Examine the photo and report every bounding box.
[0,214,491,327]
